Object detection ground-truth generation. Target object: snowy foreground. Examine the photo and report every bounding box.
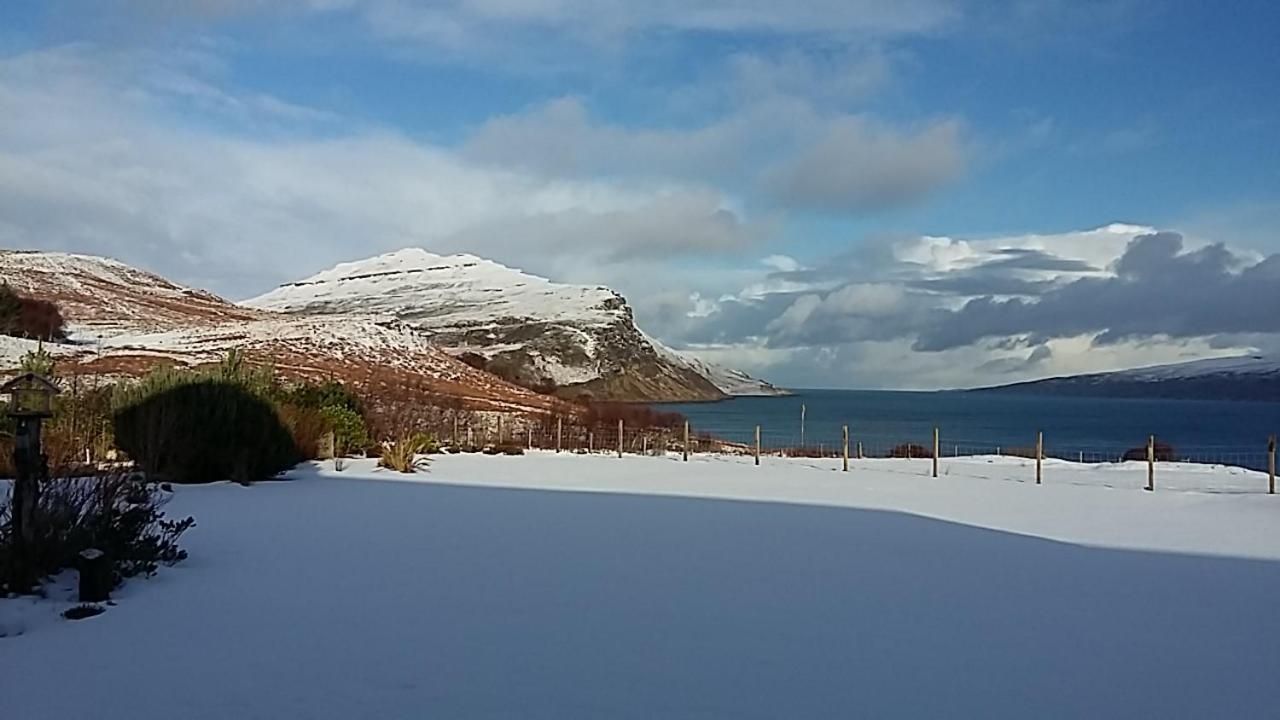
[5,452,1280,718]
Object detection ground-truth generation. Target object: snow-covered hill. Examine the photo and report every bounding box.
[0,250,574,417]
[248,248,783,402]
[978,353,1280,401]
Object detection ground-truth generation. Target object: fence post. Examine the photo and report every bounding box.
[1270,435,1276,495]
[452,416,459,448]
[842,425,849,472]
[857,441,863,460]
[683,420,689,462]
[588,431,594,453]
[932,426,939,478]
[556,416,562,453]
[617,419,624,458]
[755,425,761,466]
[497,416,504,445]
[1146,434,1155,492]
[1035,431,1043,485]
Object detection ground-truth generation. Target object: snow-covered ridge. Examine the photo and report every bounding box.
[249,248,624,329]
[249,248,783,401]
[979,353,1280,401]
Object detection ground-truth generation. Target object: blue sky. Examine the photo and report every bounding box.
[1,1,1278,388]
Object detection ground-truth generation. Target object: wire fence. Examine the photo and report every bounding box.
[429,415,1280,495]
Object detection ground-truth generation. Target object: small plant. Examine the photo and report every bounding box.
[888,443,932,459]
[63,603,105,620]
[378,436,432,473]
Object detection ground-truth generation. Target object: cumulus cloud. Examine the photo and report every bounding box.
[0,44,761,298]
[467,98,969,213]
[915,232,1280,350]
[765,116,966,212]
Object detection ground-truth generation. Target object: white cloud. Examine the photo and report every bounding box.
[0,44,763,299]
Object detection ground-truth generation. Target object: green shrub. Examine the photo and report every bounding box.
[320,405,369,455]
[113,380,301,484]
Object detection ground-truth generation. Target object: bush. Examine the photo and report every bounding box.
[0,475,194,594]
[889,443,932,459]
[583,403,684,429]
[1123,441,1176,462]
[378,435,433,473]
[320,405,369,455]
[0,284,66,341]
[484,443,525,456]
[113,380,301,484]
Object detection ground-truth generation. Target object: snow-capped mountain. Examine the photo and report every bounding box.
[248,248,783,402]
[977,354,1280,401]
[0,250,574,417]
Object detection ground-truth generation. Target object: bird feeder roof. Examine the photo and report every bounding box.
[0,372,62,395]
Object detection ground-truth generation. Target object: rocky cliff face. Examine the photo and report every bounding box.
[0,250,576,416]
[247,249,783,402]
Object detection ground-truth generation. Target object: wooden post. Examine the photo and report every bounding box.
[1035,431,1043,485]
[452,415,459,448]
[1269,435,1276,495]
[497,416,504,445]
[556,416,563,453]
[842,425,849,472]
[800,403,806,449]
[1146,434,1155,492]
[683,420,690,462]
[588,431,594,453]
[78,548,110,603]
[932,426,939,478]
[617,419,624,458]
[642,435,648,455]
[754,425,761,466]
[857,441,863,460]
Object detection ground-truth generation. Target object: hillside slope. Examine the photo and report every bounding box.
[248,249,783,402]
[974,354,1280,402]
[0,250,575,417]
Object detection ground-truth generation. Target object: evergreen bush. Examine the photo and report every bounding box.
[113,380,301,484]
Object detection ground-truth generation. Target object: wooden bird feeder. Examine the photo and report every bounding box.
[1,372,60,419]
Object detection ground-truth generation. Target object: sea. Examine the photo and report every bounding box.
[661,389,1280,468]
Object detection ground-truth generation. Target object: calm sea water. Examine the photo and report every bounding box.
[661,390,1280,467]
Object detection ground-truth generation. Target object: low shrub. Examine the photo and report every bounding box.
[1122,441,1176,462]
[378,435,433,473]
[1,475,195,594]
[583,403,685,429]
[113,380,301,484]
[483,443,525,456]
[888,443,932,459]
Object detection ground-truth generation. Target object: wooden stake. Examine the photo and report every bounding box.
[857,441,863,460]
[1269,435,1276,495]
[556,416,562,453]
[754,425,761,466]
[1035,431,1043,485]
[617,419,624,458]
[932,426,939,478]
[683,420,690,462]
[588,431,594,453]
[842,425,849,472]
[1146,434,1155,492]
[452,416,459,448]
[799,403,806,449]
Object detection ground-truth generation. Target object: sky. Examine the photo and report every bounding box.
[1,0,1278,390]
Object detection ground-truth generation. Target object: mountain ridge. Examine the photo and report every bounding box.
[972,353,1280,402]
[247,248,785,402]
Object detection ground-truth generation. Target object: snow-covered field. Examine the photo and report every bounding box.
[5,452,1280,718]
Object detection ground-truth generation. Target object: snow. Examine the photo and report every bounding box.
[246,248,625,329]
[248,247,783,395]
[5,452,1280,718]
[1112,353,1280,381]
